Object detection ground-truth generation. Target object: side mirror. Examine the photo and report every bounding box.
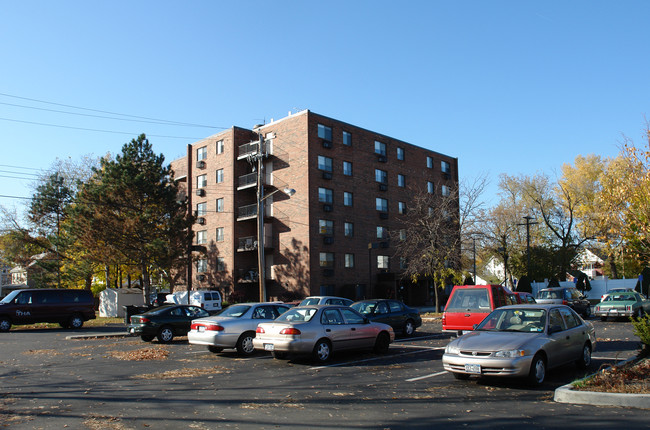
[549,325,563,334]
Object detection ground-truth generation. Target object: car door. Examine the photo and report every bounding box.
[320,308,349,350]
[11,291,36,324]
[387,300,406,329]
[370,301,391,326]
[339,308,376,349]
[558,307,586,362]
[546,308,571,367]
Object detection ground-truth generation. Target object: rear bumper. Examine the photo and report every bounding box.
[594,309,632,317]
[188,330,239,348]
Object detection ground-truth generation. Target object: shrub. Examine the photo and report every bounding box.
[630,313,650,358]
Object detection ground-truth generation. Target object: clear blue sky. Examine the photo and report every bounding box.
[1,1,649,216]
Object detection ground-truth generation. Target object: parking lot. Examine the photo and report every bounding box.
[0,318,646,429]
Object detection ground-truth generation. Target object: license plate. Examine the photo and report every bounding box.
[129,328,135,334]
[609,310,618,314]
[465,363,481,374]
[198,326,205,332]
[264,343,275,351]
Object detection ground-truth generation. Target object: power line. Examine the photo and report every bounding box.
[0,164,42,171]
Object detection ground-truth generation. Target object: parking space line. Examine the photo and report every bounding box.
[309,347,443,370]
[406,371,447,382]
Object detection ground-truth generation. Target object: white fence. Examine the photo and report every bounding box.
[531,278,639,301]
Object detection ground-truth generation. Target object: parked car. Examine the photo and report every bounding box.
[442,285,517,335]
[535,287,591,318]
[594,291,650,320]
[0,288,96,332]
[600,288,636,301]
[350,299,422,336]
[442,304,596,385]
[513,292,536,304]
[188,302,291,355]
[298,296,353,306]
[128,304,209,343]
[252,305,394,362]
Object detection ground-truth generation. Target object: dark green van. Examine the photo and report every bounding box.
[0,289,96,331]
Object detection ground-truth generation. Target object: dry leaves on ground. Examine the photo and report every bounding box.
[574,358,650,393]
[134,366,230,380]
[107,347,169,361]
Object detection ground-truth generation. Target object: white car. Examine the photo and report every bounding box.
[298,296,353,306]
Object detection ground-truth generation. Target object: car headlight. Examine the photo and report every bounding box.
[445,344,460,354]
[494,349,525,358]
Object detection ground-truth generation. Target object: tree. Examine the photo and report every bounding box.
[70,134,192,302]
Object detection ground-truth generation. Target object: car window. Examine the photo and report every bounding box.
[170,307,184,317]
[559,307,580,329]
[218,304,251,318]
[340,308,365,324]
[327,299,348,306]
[38,291,62,304]
[321,309,344,325]
[15,291,33,305]
[252,306,274,319]
[446,288,489,311]
[548,309,566,332]
[300,298,320,306]
[186,306,208,318]
[388,301,402,312]
[568,289,582,299]
[278,308,317,322]
[273,305,290,318]
[376,302,389,314]
[351,302,376,315]
[539,290,559,299]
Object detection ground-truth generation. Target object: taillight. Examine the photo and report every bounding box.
[441,314,446,326]
[191,323,223,331]
[256,326,265,334]
[280,328,301,335]
[562,300,568,305]
[138,317,150,323]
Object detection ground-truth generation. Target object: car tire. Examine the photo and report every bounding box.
[157,326,174,343]
[403,320,415,337]
[272,351,288,360]
[576,342,592,369]
[452,372,470,380]
[208,346,224,353]
[0,317,11,332]
[527,353,546,386]
[373,332,390,353]
[141,335,155,342]
[312,339,332,363]
[236,331,256,355]
[68,314,84,329]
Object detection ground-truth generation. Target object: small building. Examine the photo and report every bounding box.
[99,288,145,318]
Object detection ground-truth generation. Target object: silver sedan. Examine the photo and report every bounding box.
[188,302,291,355]
[252,305,395,362]
[442,304,596,385]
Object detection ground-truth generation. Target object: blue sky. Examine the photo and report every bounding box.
[1,1,649,216]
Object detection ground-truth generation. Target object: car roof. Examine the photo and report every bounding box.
[497,304,572,310]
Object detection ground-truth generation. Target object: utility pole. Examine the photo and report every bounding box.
[186,143,193,304]
[518,215,538,280]
[256,132,266,302]
[473,237,476,285]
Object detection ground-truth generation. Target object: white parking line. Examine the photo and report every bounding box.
[406,371,447,382]
[309,347,444,370]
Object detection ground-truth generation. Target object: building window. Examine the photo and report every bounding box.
[441,160,451,174]
[318,124,332,142]
[319,219,334,235]
[216,198,224,212]
[343,131,352,146]
[397,147,404,160]
[197,258,207,273]
[344,222,354,237]
[217,140,224,154]
[197,146,207,161]
[398,201,406,214]
[216,168,224,184]
[427,181,434,194]
[318,187,333,204]
[345,253,355,268]
[399,229,406,241]
[196,230,207,245]
[216,227,224,242]
[318,155,333,172]
[398,174,405,187]
[196,202,207,216]
[377,255,389,270]
[343,161,352,176]
[375,169,387,184]
[376,197,388,212]
[377,226,388,240]
[400,257,407,270]
[343,191,353,207]
[427,156,433,168]
[441,185,450,196]
[375,141,386,156]
[197,174,207,188]
[216,257,225,271]
[320,252,334,268]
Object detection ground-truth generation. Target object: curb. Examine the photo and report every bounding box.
[66,332,130,340]
[554,383,650,409]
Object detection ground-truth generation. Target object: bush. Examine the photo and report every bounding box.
[630,313,650,358]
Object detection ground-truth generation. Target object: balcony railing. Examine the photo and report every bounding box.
[237,204,257,220]
[237,236,258,251]
[238,172,257,190]
[238,142,259,159]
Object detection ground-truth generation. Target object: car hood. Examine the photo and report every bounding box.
[452,330,544,351]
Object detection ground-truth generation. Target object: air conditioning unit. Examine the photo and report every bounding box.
[197,160,206,169]
[323,204,333,212]
[196,189,205,197]
[322,139,332,148]
[197,217,206,225]
[322,172,332,180]
[377,155,387,163]
[379,184,388,191]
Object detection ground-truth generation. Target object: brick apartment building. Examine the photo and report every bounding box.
[170,110,458,306]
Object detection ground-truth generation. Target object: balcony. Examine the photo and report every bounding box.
[238,172,257,190]
[238,141,259,160]
[237,203,257,221]
[237,236,258,252]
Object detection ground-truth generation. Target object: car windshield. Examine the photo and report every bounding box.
[607,294,630,302]
[476,308,547,333]
[299,298,321,306]
[538,290,560,299]
[350,302,376,314]
[0,290,20,304]
[216,305,251,318]
[276,307,318,323]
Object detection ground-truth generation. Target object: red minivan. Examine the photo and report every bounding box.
[442,285,516,336]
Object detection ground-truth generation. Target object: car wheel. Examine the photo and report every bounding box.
[236,331,256,355]
[527,353,546,386]
[208,346,224,353]
[404,320,415,337]
[312,339,332,363]
[373,332,390,353]
[576,342,592,369]
[0,317,11,332]
[141,335,155,342]
[452,372,470,380]
[157,326,174,343]
[68,314,84,329]
[272,351,288,360]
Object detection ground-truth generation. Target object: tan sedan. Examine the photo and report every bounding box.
[442,304,596,385]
